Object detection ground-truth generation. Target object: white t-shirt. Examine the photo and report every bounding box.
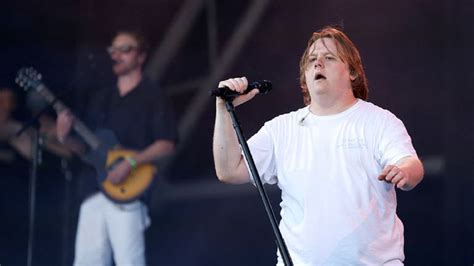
[246,99,417,265]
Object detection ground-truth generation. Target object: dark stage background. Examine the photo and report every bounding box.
[1,0,473,265]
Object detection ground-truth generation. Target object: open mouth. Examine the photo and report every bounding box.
[315,74,326,80]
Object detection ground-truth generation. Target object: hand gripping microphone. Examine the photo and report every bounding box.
[210,80,272,99]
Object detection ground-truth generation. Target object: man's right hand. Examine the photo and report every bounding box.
[216,77,259,107]
[56,110,74,143]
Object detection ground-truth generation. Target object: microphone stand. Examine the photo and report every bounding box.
[222,97,293,266]
[16,100,55,266]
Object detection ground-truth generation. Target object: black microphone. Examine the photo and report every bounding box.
[210,80,272,99]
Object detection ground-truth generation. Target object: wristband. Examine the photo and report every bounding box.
[125,156,137,170]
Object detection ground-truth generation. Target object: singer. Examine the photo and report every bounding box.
[213,26,424,265]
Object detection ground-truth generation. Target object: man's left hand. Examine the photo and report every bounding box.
[377,164,410,190]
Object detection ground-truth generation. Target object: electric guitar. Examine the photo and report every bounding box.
[16,67,156,203]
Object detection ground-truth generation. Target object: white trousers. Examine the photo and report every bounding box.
[73,192,151,266]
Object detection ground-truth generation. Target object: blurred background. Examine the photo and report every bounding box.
[0,0,473,265]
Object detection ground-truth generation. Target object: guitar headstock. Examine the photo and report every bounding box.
[15,67,43,92]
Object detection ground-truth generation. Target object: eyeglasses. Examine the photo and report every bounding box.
[106,45,139,55]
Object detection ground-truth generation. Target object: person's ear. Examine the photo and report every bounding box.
[138,52,147,65]
[350,70,357,81]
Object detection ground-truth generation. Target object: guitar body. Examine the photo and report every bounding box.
[82,129,156,203]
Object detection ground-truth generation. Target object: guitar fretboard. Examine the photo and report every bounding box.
[35,84,100,150]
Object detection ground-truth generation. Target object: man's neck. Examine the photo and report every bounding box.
[309,94,358,116]
[117,70,143,96]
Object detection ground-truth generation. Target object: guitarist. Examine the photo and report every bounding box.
[56,29,177,265]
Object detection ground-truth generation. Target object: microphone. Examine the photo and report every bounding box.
[299,110,311,126]
[210,80,272,99]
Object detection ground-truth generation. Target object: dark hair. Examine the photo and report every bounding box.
[299,26,368,105]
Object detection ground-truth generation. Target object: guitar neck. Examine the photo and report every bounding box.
[35,84,101,150]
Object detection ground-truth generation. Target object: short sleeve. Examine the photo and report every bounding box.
[376,112,418,168]
[246,124,278,185]
[149,92,178,143]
